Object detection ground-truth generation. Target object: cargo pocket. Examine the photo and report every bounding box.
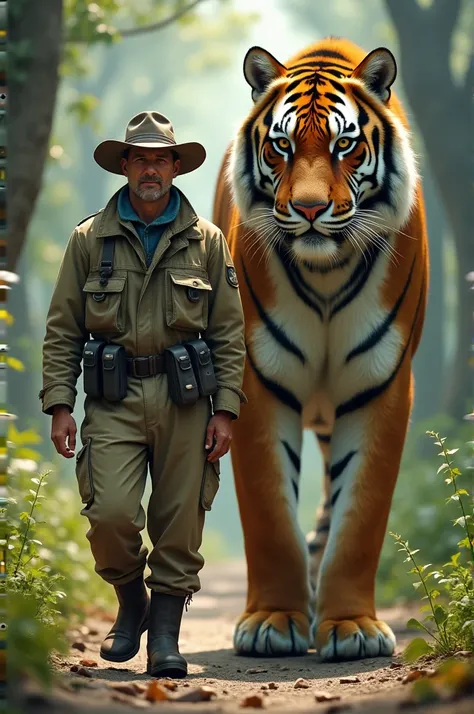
[75,437,94,509]
[165,270,212,332]
[200,458,220,511]
[83,275,126,335]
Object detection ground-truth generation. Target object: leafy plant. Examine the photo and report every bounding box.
[391,432,474,662]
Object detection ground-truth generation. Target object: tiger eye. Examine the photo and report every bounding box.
[275,137,290,150]
[337,137,351,149]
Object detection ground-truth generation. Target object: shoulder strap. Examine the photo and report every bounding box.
[99,238,115,287]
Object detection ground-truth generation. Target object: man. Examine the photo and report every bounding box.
[40,111,247,679]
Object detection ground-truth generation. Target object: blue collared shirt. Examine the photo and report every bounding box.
[117,185,181,266]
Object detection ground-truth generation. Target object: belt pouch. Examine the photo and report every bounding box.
[164,344,199,406]
[102,344,128,401]
[83,340,105,398]
[183,339,218,397]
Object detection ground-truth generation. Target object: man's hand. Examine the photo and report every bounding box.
[205,410,233,463]
[51,405,77,458]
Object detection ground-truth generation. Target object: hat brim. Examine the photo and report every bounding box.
[93,139,206,176]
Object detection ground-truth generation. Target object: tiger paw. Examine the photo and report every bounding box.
[316,616,396,661]
[234,610,310,656]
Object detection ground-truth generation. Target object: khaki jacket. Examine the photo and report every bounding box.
[40,186,247,418]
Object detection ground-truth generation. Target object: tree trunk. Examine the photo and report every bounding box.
[8,0,63,271]
[385,0,474,418]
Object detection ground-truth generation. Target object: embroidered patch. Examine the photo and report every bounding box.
[226,265,239,288]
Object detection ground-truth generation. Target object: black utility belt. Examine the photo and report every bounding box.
[82,338,218,407]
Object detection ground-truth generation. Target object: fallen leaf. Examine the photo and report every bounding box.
[108,682,138,696]
[159,680,178,691]
[71,641,86,652]
[79,659,98,667]
[110,692,150,708]
[339,676,360,684]
[314,690,341,702]
[240,694,265,708]
[246,667,268,674]
[174,686,217,702]
[70,664,92,678]
[402,670,425,684]
[145,680,171,702]
[294,677,310,689]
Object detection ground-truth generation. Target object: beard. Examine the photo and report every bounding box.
[133,177,171,202]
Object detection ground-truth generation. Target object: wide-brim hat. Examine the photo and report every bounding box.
[93,111,206,176]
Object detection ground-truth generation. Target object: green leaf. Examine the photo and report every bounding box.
[413,582,423,589]
[446,449,459,455]
[407,618,426,631]
[403,637,434,663]
[437,463,449,474]
[434,605,448,626]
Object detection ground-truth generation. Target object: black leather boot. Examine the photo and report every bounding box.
[146,592,188,678]
[100,576,149,662]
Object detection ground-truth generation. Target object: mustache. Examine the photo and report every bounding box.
[139,177,162,185]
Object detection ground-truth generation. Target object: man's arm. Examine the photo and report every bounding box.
[39,228,90,415]
[203,230,247,420]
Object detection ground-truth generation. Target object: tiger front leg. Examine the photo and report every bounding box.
[314,366,413,661]
[231,392,312,656]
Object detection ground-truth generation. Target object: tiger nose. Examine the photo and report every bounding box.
[292,201,328,222]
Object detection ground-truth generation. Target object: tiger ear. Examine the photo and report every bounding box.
[243,46,287,103]
[351,48,397,103]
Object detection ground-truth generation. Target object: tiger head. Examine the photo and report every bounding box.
[229,40,418,265]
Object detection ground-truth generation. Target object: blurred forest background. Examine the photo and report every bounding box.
[7,0,474,653]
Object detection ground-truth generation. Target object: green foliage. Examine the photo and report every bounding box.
[6,426,114,685]
[390,432,474,662]
[377,414,473,605]
[5,468,69,685]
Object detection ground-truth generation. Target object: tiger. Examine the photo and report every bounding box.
[212,36,428,662]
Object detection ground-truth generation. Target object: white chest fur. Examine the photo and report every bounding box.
[248,247,403,411]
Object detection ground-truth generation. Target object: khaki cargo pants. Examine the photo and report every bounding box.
[75,373,220,595]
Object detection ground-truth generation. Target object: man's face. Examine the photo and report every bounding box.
[121,147,180,202]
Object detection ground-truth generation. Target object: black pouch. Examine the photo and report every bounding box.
[164,344,199,406]
[83,340,105,398]
[184,339,218,397]
[102,344,128,401]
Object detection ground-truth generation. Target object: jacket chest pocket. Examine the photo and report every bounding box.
[83,276,126,335]
[165,269,212,332]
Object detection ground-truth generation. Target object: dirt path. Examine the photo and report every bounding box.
[19,560,473,713]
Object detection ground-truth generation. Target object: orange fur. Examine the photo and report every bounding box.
[213,37,428,660]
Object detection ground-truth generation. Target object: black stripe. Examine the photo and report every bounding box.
[241,258,306,364]
[316,433,331,444]
[346,255,416,363]
[292,480,299,501]
[246,345,302,414]
[330,247,380,318]
[336,277,425,420]
[330,451,357,481]
[275,245,324,319]
[325,92,345,106]
[301,49,349,61]
[282,440,301,473]
[331,488,341,507]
